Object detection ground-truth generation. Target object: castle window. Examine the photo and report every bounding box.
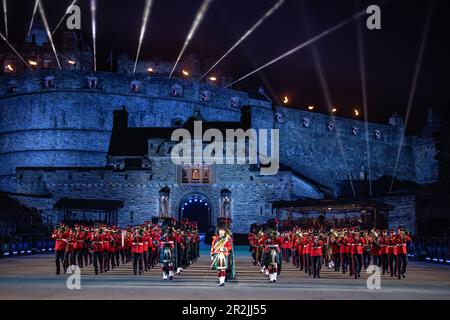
[130,81,141,93]
[87,76,98,89]
[43,76,55,89]
[180,165,212,184]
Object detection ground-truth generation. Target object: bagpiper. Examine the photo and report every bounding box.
[210,218,234,286]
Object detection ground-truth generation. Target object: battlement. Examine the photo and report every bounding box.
[0,70,269,111]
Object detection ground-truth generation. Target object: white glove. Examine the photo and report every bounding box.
[211,255,214,261]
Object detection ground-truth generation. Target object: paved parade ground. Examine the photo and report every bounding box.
[0,246,449,300]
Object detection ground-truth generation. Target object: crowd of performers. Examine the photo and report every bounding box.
[51,217,200,280]
[249,219,412,282]
[51,216,236,286]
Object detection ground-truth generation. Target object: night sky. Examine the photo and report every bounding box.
[4,0,449,133]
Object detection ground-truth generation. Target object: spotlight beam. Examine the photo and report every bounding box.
[90,0,97,71]
[37,0,61,70]
[299,3,356,197]
[225,10,366,88]
[52,0,78,36]
[200,0,285,80]
[389,3,433,193]
[169,0,213,78]
[356,7,372,196]
[0,31,32,70]
[133,0,154,76]
[2,0,7,39]
[26,0,39,41]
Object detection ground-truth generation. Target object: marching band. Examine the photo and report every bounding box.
[51,218,200,279]
[249,220,412,281]
[51,216,411,285]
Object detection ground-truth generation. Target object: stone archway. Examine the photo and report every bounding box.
[178,193,212,233]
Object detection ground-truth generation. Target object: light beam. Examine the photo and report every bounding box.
[356,10,372,196]
[299,3,356,197]
[200,0,285,80]
[169,0,213,78]
[133,0,154,76]
[26,0,39,41]
[0,31,32,70]
[389,3,433,193]
[37,0,61,69]
[225,9,366,88]
[90,0,97,71]
[2,0,7,39]
[52,0,78,35]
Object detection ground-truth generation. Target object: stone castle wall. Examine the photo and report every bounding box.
[12,160,294,234]
[0,70,438,201]
[0,70,270,193]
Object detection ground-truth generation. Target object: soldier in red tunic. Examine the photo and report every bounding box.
[131,227,144,275]
[310,233,324,279]
[90,227,104,275]
[52,224,68,274]
[396,227,411,279]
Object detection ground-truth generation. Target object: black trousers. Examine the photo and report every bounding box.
[133,253,143,275]
[372,255,381,268]
[353,253,363,278]
[312,256,322,278]
[332,253,340,272]
[93,251,103,274]
[382,253,389,274]
[340,253,347,273]
[397,253,407,278]
[304,254,311,275]
[55,250,65,274]
[389,254,397,276]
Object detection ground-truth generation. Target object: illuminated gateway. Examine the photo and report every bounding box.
[0,23,439,238]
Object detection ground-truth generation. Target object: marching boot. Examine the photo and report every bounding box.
[169,270,174,280]
[265,269,269,276]
[219,276,225,286]
[273,273,277,282]
[260,266,265,273]
[163,272,168,280]
[176,267,182,275]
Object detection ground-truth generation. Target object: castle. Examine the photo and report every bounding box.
[0,23,439,237]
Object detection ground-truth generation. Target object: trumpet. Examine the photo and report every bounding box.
[370,228,379,239]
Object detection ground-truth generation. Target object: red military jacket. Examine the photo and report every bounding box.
[310,240,323,257]
[132,235,144,254]
[211,235,233,256]
[337,237,346,254]
[330,241,340,255]
[302,238,311,255]
[396,235,411,254]
[102,233,111,251]
[66,231,75,252]
[74,231,84,250]
[387,236,398,255]
[52,230,67,251]
[370,237,381,256]
[345,236,354,254]
[355,237,366,255]
[91,234,104,253]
